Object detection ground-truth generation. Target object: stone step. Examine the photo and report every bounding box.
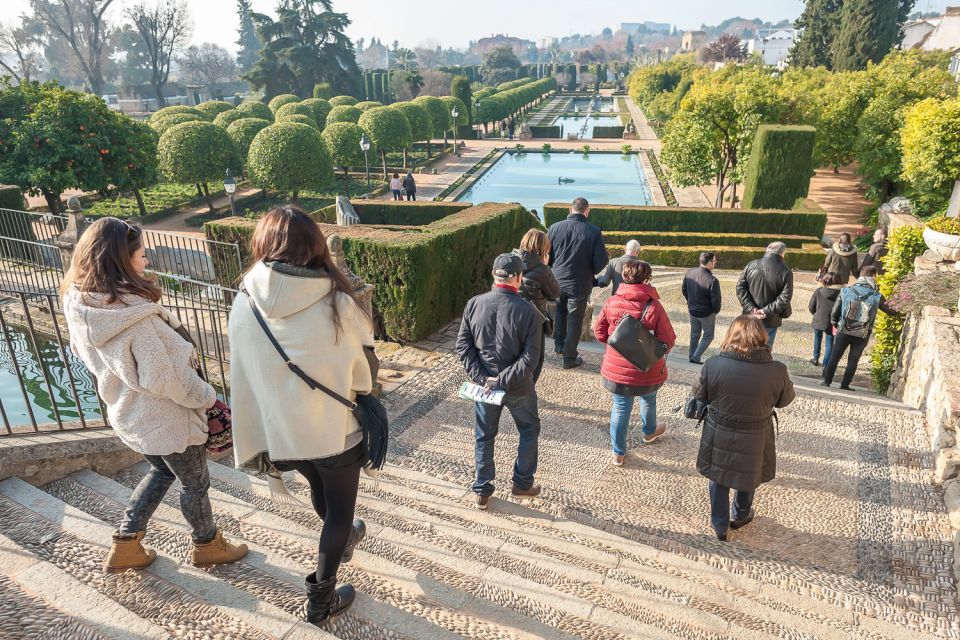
[0,531,166,640]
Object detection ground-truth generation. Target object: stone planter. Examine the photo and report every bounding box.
[923,226,960,261]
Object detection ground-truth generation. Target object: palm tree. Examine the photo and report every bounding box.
[393,47,417,70]
[703,33,746,63]
[405,70,424,97]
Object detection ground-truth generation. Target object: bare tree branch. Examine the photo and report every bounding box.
[31,0,116,93]
[125,0,191,107]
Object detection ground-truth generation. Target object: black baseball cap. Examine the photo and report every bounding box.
[492,253,523,278]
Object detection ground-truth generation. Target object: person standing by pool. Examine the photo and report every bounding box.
[682,252,722,364]
[596,240,640,296]
[548,197,609,370]
[389,173,402,201]
[402,171,417,201]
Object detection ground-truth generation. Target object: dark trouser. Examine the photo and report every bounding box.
[553,293,589,364]
[533,330,546,384]
[822,332,869,388]
[405,191,416,201]
[473,392,541,496]
[392,190,402,200]
[120,444,216,543]
[274,445,364,581]
[709,481,754,536]
[689,313,716,361]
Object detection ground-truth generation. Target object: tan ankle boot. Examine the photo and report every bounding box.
[104,531,157,573]
[191,529,248,567]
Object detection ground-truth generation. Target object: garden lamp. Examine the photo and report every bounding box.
[223,169,237,217]
[451,107,459,156]
[359,134,372,198]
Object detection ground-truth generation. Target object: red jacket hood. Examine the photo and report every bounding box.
[613,282,660,304]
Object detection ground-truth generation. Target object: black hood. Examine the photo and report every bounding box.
[512,248,542,273]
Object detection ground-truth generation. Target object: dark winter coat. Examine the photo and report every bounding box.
[456,286,542,398]
[682,266,722,318]
[859,241,888,276]
[823,243,859,284]
[807,286,841,332]
[693,347,796,492]
[547,213,609,298]
[513,249,560,315]
[735,253,794,328]
[402,174,416,194]
[596,254,637,296]
[594,283,676,391]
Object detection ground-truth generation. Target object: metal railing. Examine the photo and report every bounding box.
[0,208,67,246]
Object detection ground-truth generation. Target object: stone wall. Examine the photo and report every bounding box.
[0,429,142,486]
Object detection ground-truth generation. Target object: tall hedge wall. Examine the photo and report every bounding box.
[606,244,825,271]
[542,202,827,237]
[316,201,471,225]
[591,126,625,139]
[206,202,540,340]
[741,125,817,211]
[600,231,812,249]
[530,126,561,138]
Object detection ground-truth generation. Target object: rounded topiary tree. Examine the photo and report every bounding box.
[236,100,273,121]
[195,101,234,121]
[329,95,359,107]
[392,102,432,166]
[300,98,332,130]
[247,122,333,201]
[268,94,300,113]
[157,121,241,212]
[413,96,450,153]
[440,96,468,147]
[226,118,271,170]
[214,109,248,128]
[150,112,204,136]
[275,101,317,121]
[358,106,412,178]
[151,105,201,120]
[326,105,362,125]
[355,100,383,112]
[322,121,374,195]
[276,113,319,129]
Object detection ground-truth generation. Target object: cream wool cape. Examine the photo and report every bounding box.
[229,261,374,467]
[62,288,216,456]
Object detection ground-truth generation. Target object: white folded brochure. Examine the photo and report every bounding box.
[459,381,506,406]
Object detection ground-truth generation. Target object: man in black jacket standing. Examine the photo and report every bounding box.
[547,197,609,369]
[682,252,722,364]
[735,242,794,351]
[456,253,543,510]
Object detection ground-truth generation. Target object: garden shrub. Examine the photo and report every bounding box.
[247,122,333,196]
[227,118,271,164]
[268,94,300,113]
[275,101,318,121]
[235,101,273,121]
[149,112,203,136]
[195,101,234,120]
[313,83,334,99]
[157,121,241,185]
[151,105,201,120]
[600,231,812,249]
[355,101,383,112]
[870,224,927,393]
[276,113,319,129]
[316,201,471,225]
[413,96,451,137]
[322,122,372,193]
[213,110,247,128]
[300,98,332,129]
[441,96,469,128]
[359,107,412,172]
[392,102,433,144]
[326,105,362,125]
[592,126,625,138]
[606,243,824,270]
[741,125,817,210]
[329,95,359,107]
[205,202,539,340]
[530,126,560,138]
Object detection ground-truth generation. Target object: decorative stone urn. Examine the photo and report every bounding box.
[923,226,960,262]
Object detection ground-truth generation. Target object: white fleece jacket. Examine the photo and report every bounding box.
[63,288,216,456]
[229,262,374,466]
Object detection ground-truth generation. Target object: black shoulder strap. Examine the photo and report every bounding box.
[244,292,357,411]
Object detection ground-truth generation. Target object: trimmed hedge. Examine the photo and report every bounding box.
[606,244,825,271]
[205,202,540,340]
[741,125,817,210]
[592,125,625,138]
[530,125,560,138]
[600,231,813,249]
[316,201,471,225]
[542,203,827,237]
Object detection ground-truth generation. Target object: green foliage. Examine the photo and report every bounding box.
[530,125,560,138]
[322,122,371,170]
[150,112,204,136]
[475,78,555,124]
[832,0,904,71]
[626,54,696,128]
[214,109,248,128]
[790,0,844,69]
[441,96,469,127]
[412,96,450,137]
[926,215,960,235]
[329,95,359,107]
[541,202,827,236]
[901,97,960,216]
[235,100,273,121]
[451,75,473,122]
[326,105,362,125]
[481,46,522,85]
[0,184,33,259]
[151,105,202,120]
[358,106,413,152]
[99,115,159,214]
[592,126,625,138]
[247,122,333,195]
[542,143,552,153]
[276,113,320,129]
[195,101,235,121]
[392,102,432,143]
[742,125,817,210]
[300,98,332,129]
[316,201,471,225]
[621,144,632,154]
[581,144,591,154]
[355,101,383,112]
[268,94,300,113]
[275,101,317,121]
[870,224,926,392]
[226,118,271,167]
[601,230,812,248]
[157,121,241,185]
[0,185,25,210]
[313,83,334,99]
[606,243,825,270]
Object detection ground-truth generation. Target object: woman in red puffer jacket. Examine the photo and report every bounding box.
[594,260,676,467]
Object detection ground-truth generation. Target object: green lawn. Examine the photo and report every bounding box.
[84,183,224,219]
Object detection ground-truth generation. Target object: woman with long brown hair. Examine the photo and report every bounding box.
[513,228,560,383]
[61,217,248,573]
[229,206,374,625]
[692,315,795,541]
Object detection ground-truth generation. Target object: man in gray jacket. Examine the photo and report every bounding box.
[456,253,543,510]
[596,240,640,295]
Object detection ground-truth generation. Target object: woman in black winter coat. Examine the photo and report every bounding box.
[692,315,796,541]
[807,272,840,366]
[513,229,560,382]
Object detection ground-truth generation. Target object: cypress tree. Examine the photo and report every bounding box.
[832,0,911,71]
[790,0,844,69]
[236,0,262,71]
[451,75,473,123]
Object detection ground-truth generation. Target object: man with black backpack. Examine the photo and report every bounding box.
[821,265,897,390]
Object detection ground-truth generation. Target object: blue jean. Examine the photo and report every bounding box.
[689,313,716,361]
[812,329,833,364]
[609,392,657,455]
[473,392,541,496]
[765,326,779,351]
[709,481,754,535]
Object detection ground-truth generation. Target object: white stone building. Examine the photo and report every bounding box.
[745,29,798,68]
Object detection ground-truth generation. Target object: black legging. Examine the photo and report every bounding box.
[274,445,363,580]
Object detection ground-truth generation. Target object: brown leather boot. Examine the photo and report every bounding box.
[191,528,248,567]
[104,531,157,573]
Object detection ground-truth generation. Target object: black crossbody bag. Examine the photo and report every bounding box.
[246,296,389,471]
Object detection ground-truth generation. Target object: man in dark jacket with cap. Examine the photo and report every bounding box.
[735,242,793,351]
[547,197,609,369]
[456,253,543,510]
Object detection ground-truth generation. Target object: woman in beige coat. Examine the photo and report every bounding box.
[61,218,247,573]
[229,206,374,625]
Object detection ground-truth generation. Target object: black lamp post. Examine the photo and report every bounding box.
[451,107,459,156]
[359,134,371,198]
[223,169,237,217]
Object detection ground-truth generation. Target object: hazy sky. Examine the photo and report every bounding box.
[4,0,953,53]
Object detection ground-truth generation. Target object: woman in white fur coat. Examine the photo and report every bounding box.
[229,206,374,625]
[62,218,247,572]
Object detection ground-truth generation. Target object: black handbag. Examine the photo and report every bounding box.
[607,299,668,372]
[683,394,708,421]
[246,296,389,471]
